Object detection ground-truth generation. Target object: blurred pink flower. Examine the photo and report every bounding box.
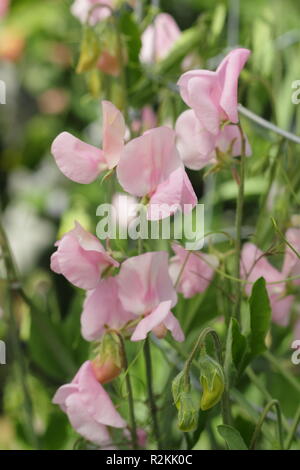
[0,0,9,18]
[71,0,113,25]
[241,243,294,326]
[117,252,184,342]
[140,13,181,64]
[51,101,125,183]
[175,109,251,170]
[169,243,219,298]
[131,106,157,134]
[81,277,134,341]
[178,48,251,135]
[50,221,118,290]
[53,360,126,447]
[116,127,197,220]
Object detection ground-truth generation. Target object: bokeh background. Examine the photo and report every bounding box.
[1,0,300,450]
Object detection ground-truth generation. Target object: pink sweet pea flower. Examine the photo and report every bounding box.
[50,221,118,290]
[116,126,197,220]
[178,48,251,135]
[81,277,134,341]
[117,252,184,342]
[51,100,125,184]
[241,243,294,326]
[0,0,9,18]
[176,109,251,170]
[53,360,126,447]
[169,243,219,298]
[71,0,113,25]
[282,228,300,286]
[140,13,181,64]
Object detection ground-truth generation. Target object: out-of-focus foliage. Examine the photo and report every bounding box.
[0,0,300,450]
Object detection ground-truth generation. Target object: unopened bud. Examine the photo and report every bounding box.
[92,332,123,384]
[76,28,100,74]
[199,354,225,411]
[172,371,186,409]
[177,392,198,432]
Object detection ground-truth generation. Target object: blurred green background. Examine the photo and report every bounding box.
[0,0,300,450]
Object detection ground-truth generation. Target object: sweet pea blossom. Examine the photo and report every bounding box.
[51,100,125,184]
[116,127,197,220]
[53,360,126,447]
[140,13,181,64]
[81,277,134,341]
[117,252,184,342]
[169,243,219,298]
[71,0,113,25]
[50,221,118,290]
[178,48,251,135]
[241,243,294,326]
[175,109,251,170]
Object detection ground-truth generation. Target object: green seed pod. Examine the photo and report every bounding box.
[177,392,198,432]
[199,354,225,411]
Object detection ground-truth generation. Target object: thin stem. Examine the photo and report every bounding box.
[117,333,138,449]
[233,123,246,318]
[285,404,300,450]
[238,104,300,145]
[144,336,162,449]
[250,399,284,450]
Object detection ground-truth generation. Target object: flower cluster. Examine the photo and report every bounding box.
[51,44,251,447]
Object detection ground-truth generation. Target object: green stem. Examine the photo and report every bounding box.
[285,404,300,450]
[144,336,162,449]
[250,399,284,450]
[117,333,138,449]
[233,123,246,318]
[0,222,38,448]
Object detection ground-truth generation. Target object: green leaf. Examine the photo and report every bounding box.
[230,317,250,373]
[218,425,248,450]
[249,277,271,356]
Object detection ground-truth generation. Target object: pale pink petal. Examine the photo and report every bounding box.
[147,167,197,220]
[76,361,126,428]
[81,277,133,341]
[51,222,118,290]
[217,48,251,123]
[175,110,217,170]
[140,13,180,63]
[217,124,252,156]
[117,252,177,316]
[102,100,125,169]
[71,0,113,26]
[117,127,181,197]
[163,311,185,342]
[0,0,9,18]
[241,243,292,326]
[169,243,218,298]
[51,132,105,184]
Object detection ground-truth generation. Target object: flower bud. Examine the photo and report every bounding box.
[92,332,124,384]
[76,28,100,73]
[199,354,225,411]
[177,392,198,432]
[172,371,186,409]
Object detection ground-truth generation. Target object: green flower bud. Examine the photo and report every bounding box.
[76,28,100,74]
[199,354,225,411]
[172,371,186,409]
[177,392,198,432]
